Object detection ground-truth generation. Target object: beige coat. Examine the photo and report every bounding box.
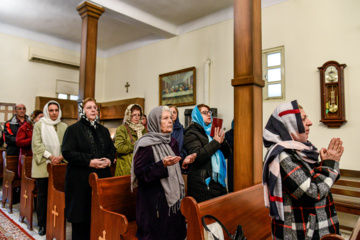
[31,122,67,178]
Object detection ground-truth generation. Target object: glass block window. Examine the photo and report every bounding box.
[262,46,285,100]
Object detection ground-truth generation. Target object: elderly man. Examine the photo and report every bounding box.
[3,104,30,156]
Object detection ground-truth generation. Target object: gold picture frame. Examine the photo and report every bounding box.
[159,67,196,107]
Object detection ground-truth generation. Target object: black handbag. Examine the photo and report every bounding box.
[202,215,246,240]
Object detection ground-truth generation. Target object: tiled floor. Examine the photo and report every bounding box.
[0,187,72,240]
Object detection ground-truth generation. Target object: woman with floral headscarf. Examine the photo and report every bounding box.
[62,98,116,240]
[32,100,67,236]
[114,104,147,176]
[262,100,344,239]
[183,104,231,203]
[131,106,196,240]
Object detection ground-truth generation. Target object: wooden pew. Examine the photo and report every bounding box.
[0,149,4,181]
[2,151,20,213]
[321,216,360,240]
[89,173,137,240]
[46,163,67,240]
[19,155,37,230]
[181,184,272,240]
[332,169,360,216]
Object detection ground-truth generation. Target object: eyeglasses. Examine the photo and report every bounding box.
[201,111,212,115]
[131,114,141,118]
[16,107,26,110]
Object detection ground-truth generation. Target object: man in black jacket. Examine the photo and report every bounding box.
[3,104,30,156]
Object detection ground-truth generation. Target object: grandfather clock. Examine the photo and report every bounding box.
[318,61,347,128]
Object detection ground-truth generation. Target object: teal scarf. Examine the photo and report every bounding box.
[191,106,227,187]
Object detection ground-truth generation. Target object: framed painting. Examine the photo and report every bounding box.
[159,67,196,107]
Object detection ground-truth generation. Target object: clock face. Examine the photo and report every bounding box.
[325,65,338,83]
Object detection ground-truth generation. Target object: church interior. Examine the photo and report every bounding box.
[0,0,359,239]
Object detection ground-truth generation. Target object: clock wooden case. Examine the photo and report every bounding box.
[318,61,346,128]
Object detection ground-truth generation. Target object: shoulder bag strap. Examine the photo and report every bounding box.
[124,124,135,145]
[202,215,235,240]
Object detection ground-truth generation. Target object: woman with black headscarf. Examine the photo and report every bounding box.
[169,105,184,151]
[131,106,196,240]
[62,98,116,240]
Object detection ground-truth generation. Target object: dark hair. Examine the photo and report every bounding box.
[31,110,43,121]
[131,104,142,116]
[83,97,98,108]
[143,114,147,118]
[48,102,59,109]
[197,104,210,111]
[169,105,179,116]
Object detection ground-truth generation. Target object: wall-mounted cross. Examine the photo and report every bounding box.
[52,205,59,227]
[99,230,106,240]
[125,82,130,93]
[23,190,28,208]
[4,181,9,196]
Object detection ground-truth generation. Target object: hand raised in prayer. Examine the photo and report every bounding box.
[162,156,181,167]
[320,138,344,162]
[182,153,197,169]
[213,127,225,144]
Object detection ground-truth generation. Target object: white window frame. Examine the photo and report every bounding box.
[262,46,285,100]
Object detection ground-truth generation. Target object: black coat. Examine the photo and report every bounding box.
[183,123,231,203]
[62,119,116,223]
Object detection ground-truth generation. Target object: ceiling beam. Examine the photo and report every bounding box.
[89,0,178,38]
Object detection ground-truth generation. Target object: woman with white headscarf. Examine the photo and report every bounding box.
[114,104,147,176]
[31,100,67,236]
[131,106,196,240]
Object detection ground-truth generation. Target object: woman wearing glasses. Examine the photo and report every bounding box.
[114,104,147,176]
[183,104,231,203]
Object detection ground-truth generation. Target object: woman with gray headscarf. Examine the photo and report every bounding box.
[131,106,196,240]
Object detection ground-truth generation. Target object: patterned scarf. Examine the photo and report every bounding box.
[262,100,319,221]
[191,106,227,187]
[124,104,145,139]
[78,102,99,129]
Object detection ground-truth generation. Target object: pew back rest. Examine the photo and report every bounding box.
[21,155,33,178]
[47,163,67,192]
[3,151,19,175]
[89,173,137,222]
[181,184,272,240]
[0,149,4,178]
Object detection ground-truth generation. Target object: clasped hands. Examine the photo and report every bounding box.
[163,153,197,169]
[49,155,64,164]
[89,158,112,169]
[320,138,344,162]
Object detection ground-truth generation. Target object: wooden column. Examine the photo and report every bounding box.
[232,0,264,190]
[77,2,105,99]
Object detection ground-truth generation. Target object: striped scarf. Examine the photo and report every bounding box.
[262,100,319,221]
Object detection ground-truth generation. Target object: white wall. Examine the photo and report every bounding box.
[262,0,360,170]
[103,0,360,170]
[0,32,106,113]
[103,20,234,130]
[1,0,358,170]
